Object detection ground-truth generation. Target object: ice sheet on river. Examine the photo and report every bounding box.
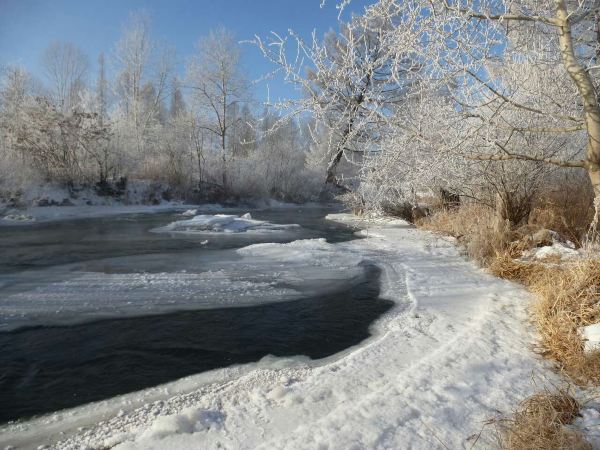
[152,213,299,234]
[0,239,366,331]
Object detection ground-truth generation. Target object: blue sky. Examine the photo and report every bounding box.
[0,0,373,103]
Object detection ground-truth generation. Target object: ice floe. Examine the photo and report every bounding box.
[152,214,299,234]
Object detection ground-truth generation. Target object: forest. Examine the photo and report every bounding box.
[0,14,329,207]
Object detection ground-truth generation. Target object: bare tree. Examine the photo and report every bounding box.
[186,27,249,191]
[96,52,108,127]
[41,41,89,112]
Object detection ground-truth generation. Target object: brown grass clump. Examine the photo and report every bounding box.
[418,204,512,264]
[487,253,554,285]
[499,389,590,450]
[529,259,600,384]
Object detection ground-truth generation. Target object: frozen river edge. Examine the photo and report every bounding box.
[1,213,568,449]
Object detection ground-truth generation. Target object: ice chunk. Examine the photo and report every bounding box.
[181,209,197,216]
[2,214,35,222]
[152,214,298,234]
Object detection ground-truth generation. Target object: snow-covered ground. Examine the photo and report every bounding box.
[4,213,597,449]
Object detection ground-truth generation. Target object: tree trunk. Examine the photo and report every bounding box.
[556,0,600,239]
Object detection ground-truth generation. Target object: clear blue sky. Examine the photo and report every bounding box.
[0,0,373,103]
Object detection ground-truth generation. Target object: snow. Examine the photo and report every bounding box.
[2,213,588,449]
[582,323,600,353]
[152,213,300,234]
[521,241,583,261]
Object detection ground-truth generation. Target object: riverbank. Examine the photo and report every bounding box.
[2,213,586,449]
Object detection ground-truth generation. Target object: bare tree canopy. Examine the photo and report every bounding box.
[41,41,89,112]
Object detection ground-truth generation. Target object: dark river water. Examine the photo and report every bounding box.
[0,206,393,423]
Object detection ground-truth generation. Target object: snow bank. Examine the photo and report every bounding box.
[4,214,586,450]
[152,213,299,235]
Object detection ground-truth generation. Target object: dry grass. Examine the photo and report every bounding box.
[497,388,590,450]
[487,253,552,284]
[529,259,600,384]
[488,254,600,384]
[417,204,512,264]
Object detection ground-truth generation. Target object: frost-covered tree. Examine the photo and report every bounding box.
[96,52,108,127]
[350,0,600,232]
[255,8,417,191]
[11,97,110,185]
[186,27,249,191]
[113,11,172,158]
[41,41,89,112]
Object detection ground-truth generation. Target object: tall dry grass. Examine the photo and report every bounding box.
[417,204,512,264]
[529,260,600,384]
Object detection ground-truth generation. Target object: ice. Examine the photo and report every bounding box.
[0,239,367,331]
[2,213,35,222]
[152,214,299,234]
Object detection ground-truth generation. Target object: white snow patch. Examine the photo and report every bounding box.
[521,242,583,261]
[582,322,600,353]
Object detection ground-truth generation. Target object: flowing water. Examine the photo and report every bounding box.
[0,206,393,423]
